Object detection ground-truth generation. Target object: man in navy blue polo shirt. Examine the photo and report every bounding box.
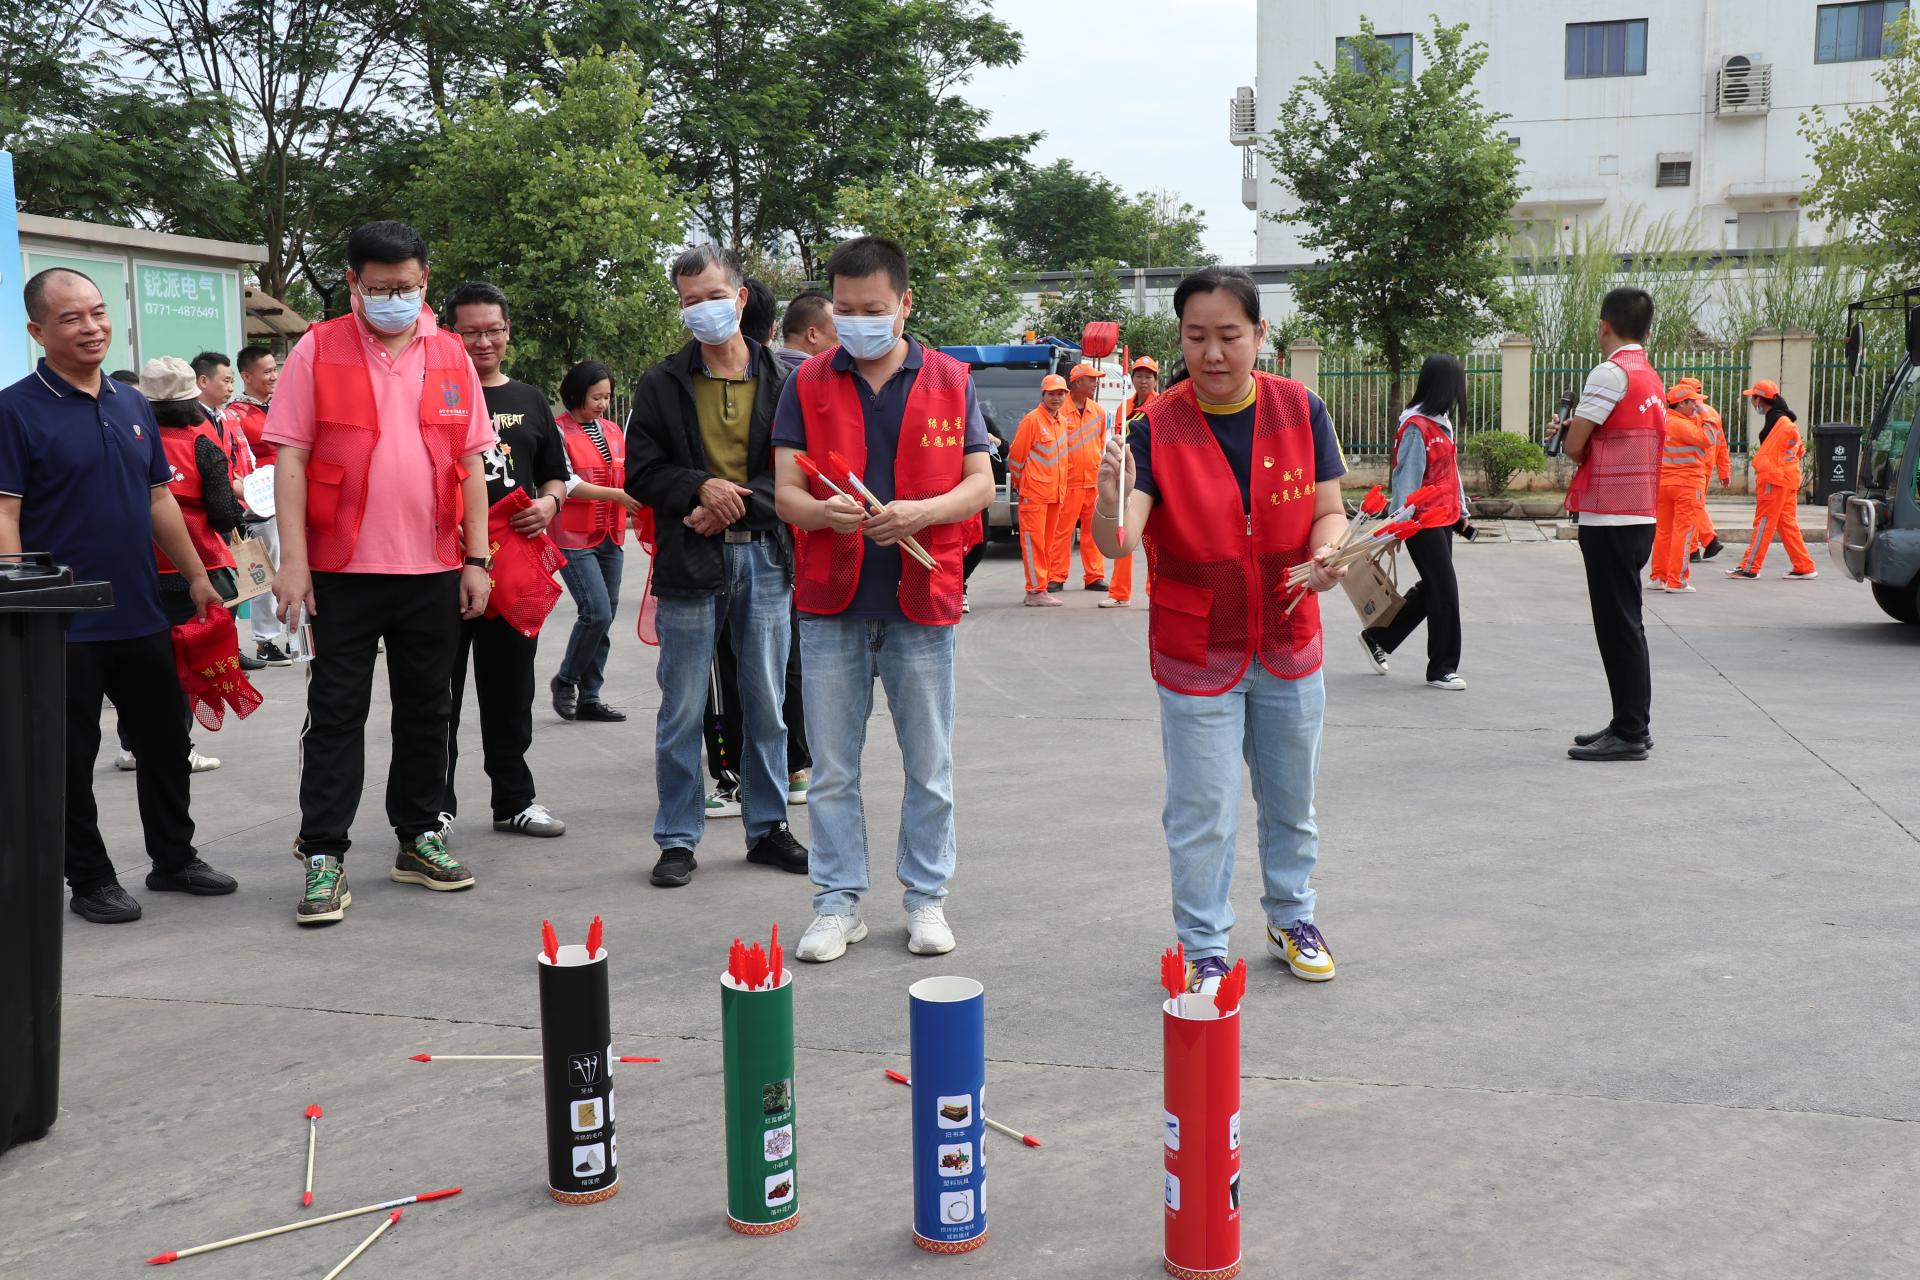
[0,267,240,924]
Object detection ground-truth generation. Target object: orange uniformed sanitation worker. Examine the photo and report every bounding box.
[1008,374,1070,605]
[1673,377,1730,561]
[1649,384,1712,591]
[1728,379,1818,580]
[1101,355,1160,609]
[1048,363,1108,592]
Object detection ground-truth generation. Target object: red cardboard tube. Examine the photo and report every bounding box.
[1162,998,1241,1280]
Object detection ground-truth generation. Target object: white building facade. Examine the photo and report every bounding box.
[1240,0,1902,262]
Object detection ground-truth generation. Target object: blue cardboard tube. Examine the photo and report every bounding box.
[908,976,988,1254]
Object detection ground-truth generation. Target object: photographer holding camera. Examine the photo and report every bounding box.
[1545,288,1664,763]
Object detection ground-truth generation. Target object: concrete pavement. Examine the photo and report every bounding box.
[3,541,1918,1279]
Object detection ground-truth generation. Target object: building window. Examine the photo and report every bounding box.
[1565,20,1648,78]
[1736,210,1800,250]
[1336,33,1414,81]
[1656,159,1692,187]
[1815,2,1908,63]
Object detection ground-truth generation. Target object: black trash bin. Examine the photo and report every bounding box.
[1811,423,1864,507]
[0,553,112,1158]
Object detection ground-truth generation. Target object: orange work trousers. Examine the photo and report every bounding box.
[1049,487,1106,587]
[1019,500,1060,594]
[1650,483,1706,587]
[1690,491,1717,547]
[1738,481,1816,575]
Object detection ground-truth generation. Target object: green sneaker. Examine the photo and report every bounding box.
[296,853,350,925]
[787,770,810,805]
[391,831,475,891]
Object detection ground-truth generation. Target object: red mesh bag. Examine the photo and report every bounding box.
[171,607,264,731]
[483,490,565,639]
[632,504,660,646]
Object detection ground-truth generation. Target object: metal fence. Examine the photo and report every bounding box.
[1289,350,1504,454]
[1810,339,1904,434]
[1531,348,1754,448]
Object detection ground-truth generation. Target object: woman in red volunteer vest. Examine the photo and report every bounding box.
[1359,353,1474,688]
[1091,267,1352,993]
[772,235,995,966]
[116,356,247,772]
[551,359,642,720]
[1548,285,1665,762]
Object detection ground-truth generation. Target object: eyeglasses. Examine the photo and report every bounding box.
[454,327,508,341]
[357,283,425,302]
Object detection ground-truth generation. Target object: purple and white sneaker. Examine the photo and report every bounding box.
[1186,955,1233,998]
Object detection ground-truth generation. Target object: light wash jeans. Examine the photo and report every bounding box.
[557,540,623,700]
[799,615,957,916]
[652,541,790,850]
[1157,665,1325,960]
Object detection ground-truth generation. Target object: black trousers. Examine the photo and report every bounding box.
[704,606,810,785]
[298,571,460,862]
[1578,523,1657,742]
[443,613,538,821]
[66,629,196,892]
[1365,526,1460,681]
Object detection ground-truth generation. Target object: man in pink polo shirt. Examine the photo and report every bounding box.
[266,220,496,927]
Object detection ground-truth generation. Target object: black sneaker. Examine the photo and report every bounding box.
[1702,537,1724,561]
[71,882,142,923]
[1567,731,1650,762]
[237,649,267,671]
[650,847,697,887]
[1359,631,1390,675]
[256,641,294,667]
[1573,727,1653,749]
[746,823,810,874]
[1084,578,1108,592]
[550,675,579,721]
[1726,567,1758,579]
[576,700,627,722]
[146,857,238,895]
[1046,581,1064,594]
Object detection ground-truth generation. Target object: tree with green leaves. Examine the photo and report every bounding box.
[1260,17,1522,410]
[994,159,1213,271]
[407,49,688,392]
[830,174,1022,347]
[1802,10,1917,285]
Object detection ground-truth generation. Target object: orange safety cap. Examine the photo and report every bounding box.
[1068,362,1100,383]
[1740,378,1780,399]
[1040,374,1068,393]
[1671,376,1702,392]
[1666,384,1697,406]
[1130,355,1161,375]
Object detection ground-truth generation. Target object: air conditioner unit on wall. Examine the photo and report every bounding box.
[1715,55,1772,115]
[1229,86,1258,146]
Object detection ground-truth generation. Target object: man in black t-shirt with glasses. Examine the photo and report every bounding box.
[442,281,572,837]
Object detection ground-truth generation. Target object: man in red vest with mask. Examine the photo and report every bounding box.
[266,220,497,926]
[773,236,994,963]
[1548,286,1665,762]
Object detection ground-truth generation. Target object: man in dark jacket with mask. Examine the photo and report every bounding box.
[626,244,807,888]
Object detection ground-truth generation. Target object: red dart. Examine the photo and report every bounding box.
[585,916,603,958]
[540,920,559,966]
[1213,959,1249,1016]
[1161,942,1187,1014]
[770,923,783,988]
[882,1070,1042,1147]
[1359,483,1387,516]
[301,1104,322,1206]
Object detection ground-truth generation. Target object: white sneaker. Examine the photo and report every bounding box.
[1425,673,1467,691]
[797,912,868,963]
[114,749,137,772]
[188,748,221,772]
[1786,569,1819,580]
[495,803,566,837]
[1097,597,1130,608]
[1647,580,1668,592]
[706,788,742,819]
[1667,583,1696,593]
[907,905,956,956]
[962,590,971,614]
[435,811,454,841]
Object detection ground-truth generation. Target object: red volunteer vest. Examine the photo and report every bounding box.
[156,422,236,575]
[303,312,474,572]
[1393,414,1463,526]
[555,414,628,550]
[228,398,274,465]
[791,346,979,625]
[1566,347,1664,517]
[1140,373,1323,696]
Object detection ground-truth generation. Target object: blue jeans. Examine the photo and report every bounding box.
[557,541,623,700]
[652,541,791,849]
[799,616,957,916]
[1157,665,1325,960]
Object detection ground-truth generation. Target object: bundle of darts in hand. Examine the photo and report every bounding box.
[793,451,938,571]
[1281,481,1453,614]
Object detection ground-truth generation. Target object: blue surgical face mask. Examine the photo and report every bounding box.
[833,312,900,361]
[682,296,741,345]
[358,288,423,335]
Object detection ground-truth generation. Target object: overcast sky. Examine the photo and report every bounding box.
[962,0,1260,265]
